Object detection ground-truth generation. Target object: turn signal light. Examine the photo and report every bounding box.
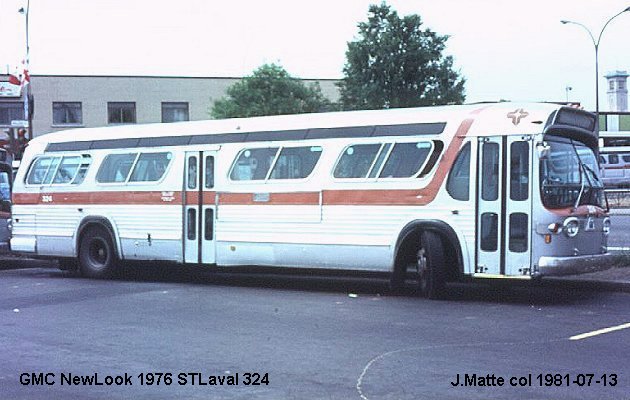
[544,234,552,244]
[547,223,562,234]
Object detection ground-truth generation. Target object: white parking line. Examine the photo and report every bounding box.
[608,247,630,251]
[569,322,630,341]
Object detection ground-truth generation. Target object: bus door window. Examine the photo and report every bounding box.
[187,156,198,189]
[205,155,214,188]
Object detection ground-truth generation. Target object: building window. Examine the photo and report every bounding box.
[162,102,189,123]
[107,102,136,124]
[53,102,82,125]
[620,81,626,90]
[0,102,24,126]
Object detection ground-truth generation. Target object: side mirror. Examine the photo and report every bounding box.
[536,142,550,160]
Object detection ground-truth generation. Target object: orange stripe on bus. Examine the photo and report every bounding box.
[13,191,183,205]
[218,191,320,206]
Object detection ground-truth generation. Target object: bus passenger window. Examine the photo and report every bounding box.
[26,157,54,185]
[52,156,82,184]
[608,154,619,164]
[41,157,62,184]
[72,156,92,185]
[446,142,471,201]
[129,152,172,182]
[269,146,322,180]
[379,142,432,178]
[96,153,137,183]
[230,148,279,181]
[333,144,381,178]
[368,143,392,178]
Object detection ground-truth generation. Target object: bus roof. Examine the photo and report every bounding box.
[32,102,569,148]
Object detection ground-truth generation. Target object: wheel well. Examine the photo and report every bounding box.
[76,218,120,259]
[394,221,462,282]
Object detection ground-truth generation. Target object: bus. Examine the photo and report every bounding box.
[598,131,630,187]
[10,103,612,298]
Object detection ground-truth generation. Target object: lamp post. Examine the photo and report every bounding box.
[18,0,31,141]
[561,6,630,131]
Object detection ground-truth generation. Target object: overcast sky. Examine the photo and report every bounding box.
[1,0,630,111]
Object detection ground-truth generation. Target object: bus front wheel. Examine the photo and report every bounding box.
[416,231,446,299]
[79,226,117,279]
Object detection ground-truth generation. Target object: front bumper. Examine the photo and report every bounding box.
[535,253,615,277]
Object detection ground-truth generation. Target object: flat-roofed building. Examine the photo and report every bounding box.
[0,74,340,138]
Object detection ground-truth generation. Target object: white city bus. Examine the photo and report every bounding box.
[10,103,612,298]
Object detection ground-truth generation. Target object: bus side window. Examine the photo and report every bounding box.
[333,144,381,179]
[229,148,279,181]
[96,153,137,183]
[129,152,172,182]
[26,157,54,185]
[379,142,432,178]
[446,142,471,201]
[269,146,322,180]
[72,156,92,185]
[52,156,82,184]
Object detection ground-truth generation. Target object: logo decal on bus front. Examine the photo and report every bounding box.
[507,108,529,125]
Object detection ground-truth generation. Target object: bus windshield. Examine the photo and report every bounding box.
[540,138,606,209]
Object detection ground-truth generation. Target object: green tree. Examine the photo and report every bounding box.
[211,64,331,119]
[339,3,465,110]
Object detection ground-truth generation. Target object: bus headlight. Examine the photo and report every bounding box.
[563,217,579,238]
[602,218,611,235]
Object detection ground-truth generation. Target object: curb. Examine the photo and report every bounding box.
[542,277,630,293]
[0,256,56,270]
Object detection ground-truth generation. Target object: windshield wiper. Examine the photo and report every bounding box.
[570,140,592,210]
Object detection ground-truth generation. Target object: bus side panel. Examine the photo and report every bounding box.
[117,204,182,261]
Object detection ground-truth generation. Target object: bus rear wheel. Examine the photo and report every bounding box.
[79,226,117,279]
[416,231,446,299]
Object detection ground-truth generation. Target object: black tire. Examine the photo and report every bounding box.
[416,231,447,299]
[79,226,117,279]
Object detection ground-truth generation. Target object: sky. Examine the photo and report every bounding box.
[1,0,630,111]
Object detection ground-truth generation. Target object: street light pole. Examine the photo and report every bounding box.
[18,0,31,141]
[561,6,630,131]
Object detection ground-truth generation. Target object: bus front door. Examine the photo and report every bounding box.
[476,136,532,277]
[184,151,217,265]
